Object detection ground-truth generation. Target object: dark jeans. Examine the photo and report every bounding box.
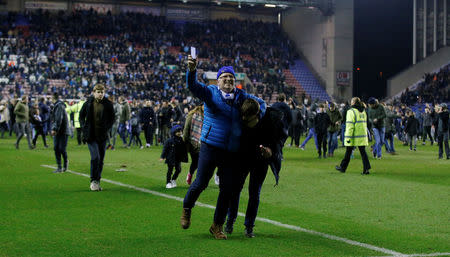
[167,162,182,183]
[316,132,327,156]
[0,122,9,137]
[289,125,302,147]
[189,150,199,175]
[87,140,107,182]
[183,142,238,225]
[33,127,47,147]
[328,131,338,154]
[128,131,142,147]
[76,127,82,145]
[118,123,128,144]
[384,131,395,153]
[54,134,68,169]
[339,146,371,172]
[143,124,154,145]
[422,126,433,143]
[437,132,449,158]
[227,159,268,229]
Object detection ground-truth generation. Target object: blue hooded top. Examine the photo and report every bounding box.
[186,70,265,152]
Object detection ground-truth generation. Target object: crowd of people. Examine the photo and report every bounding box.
[0,10,297,103]
[397,63,449,106]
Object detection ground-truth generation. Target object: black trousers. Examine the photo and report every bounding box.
[290,125,302,147]
[76,128,82,145]
[422,126,433,143]
[339,146,371,172]
[54,134,68,169]
[437,132,449,158]
[143,124,154,145]
[33,127,47,147]
[316,132,327,156]
[167,162,182,183]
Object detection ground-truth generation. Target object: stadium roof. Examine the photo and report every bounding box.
[120,0,333,14]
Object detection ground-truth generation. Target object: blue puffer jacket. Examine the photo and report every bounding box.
[187,70,266,152]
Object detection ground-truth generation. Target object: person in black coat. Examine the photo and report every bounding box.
[225,98,287,238]
[405,110,420,151]
[139,100,156,147]
[79,84,115,191]
[271,93,292,145]
[160,125,188,189]
[436,103,449,159]
[31,108,48,148]
[314,103,331,158]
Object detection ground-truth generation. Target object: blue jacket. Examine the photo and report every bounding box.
[186,70,266,152]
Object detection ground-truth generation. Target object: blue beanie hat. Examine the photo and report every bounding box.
[217,66,235,80]
[171,125,182,134]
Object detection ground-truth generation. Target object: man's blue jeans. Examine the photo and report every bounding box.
[183,143,238,225]
[340,124,346,146]
[384,131,395,153]
[372,127,385,158]
[118,123,127,144]
[300,128,318,150]
[328,131,338,154]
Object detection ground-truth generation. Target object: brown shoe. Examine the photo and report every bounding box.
[180,208,191,229]
[209,223,227,240]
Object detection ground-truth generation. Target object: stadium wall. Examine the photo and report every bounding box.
[281,0,354,101]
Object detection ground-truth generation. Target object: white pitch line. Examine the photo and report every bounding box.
[41,164,405,256]
[374,253,450,257]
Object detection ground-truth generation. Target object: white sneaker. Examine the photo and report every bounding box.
[146,144,150,148]
[166,182,173,189]
[171,180,177,188]
[214,174,220,185]
[90,181,98,191]
[90,181,102,191]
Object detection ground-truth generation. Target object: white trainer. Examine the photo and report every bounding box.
[166,182,173,189]
[171,180,177,188]
[90,181,102,191]
[214,174,220,185]
[90,181,98,191]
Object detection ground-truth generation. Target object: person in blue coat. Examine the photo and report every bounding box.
[180,55,266,240]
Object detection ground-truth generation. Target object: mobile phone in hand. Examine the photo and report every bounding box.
[190,47,197,59]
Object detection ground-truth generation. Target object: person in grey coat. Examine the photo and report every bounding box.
[51,92,71,173]
[422,106,434,145]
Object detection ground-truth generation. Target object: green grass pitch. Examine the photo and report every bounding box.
[0,136,449,257]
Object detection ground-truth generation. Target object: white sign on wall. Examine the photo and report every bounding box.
[166,8,207,20]
[336,71,351,86]
[120,5,161,16]
[25,1,68,10]
[73,3,113,14]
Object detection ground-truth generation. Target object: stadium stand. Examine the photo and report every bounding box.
[0,10,330,104]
